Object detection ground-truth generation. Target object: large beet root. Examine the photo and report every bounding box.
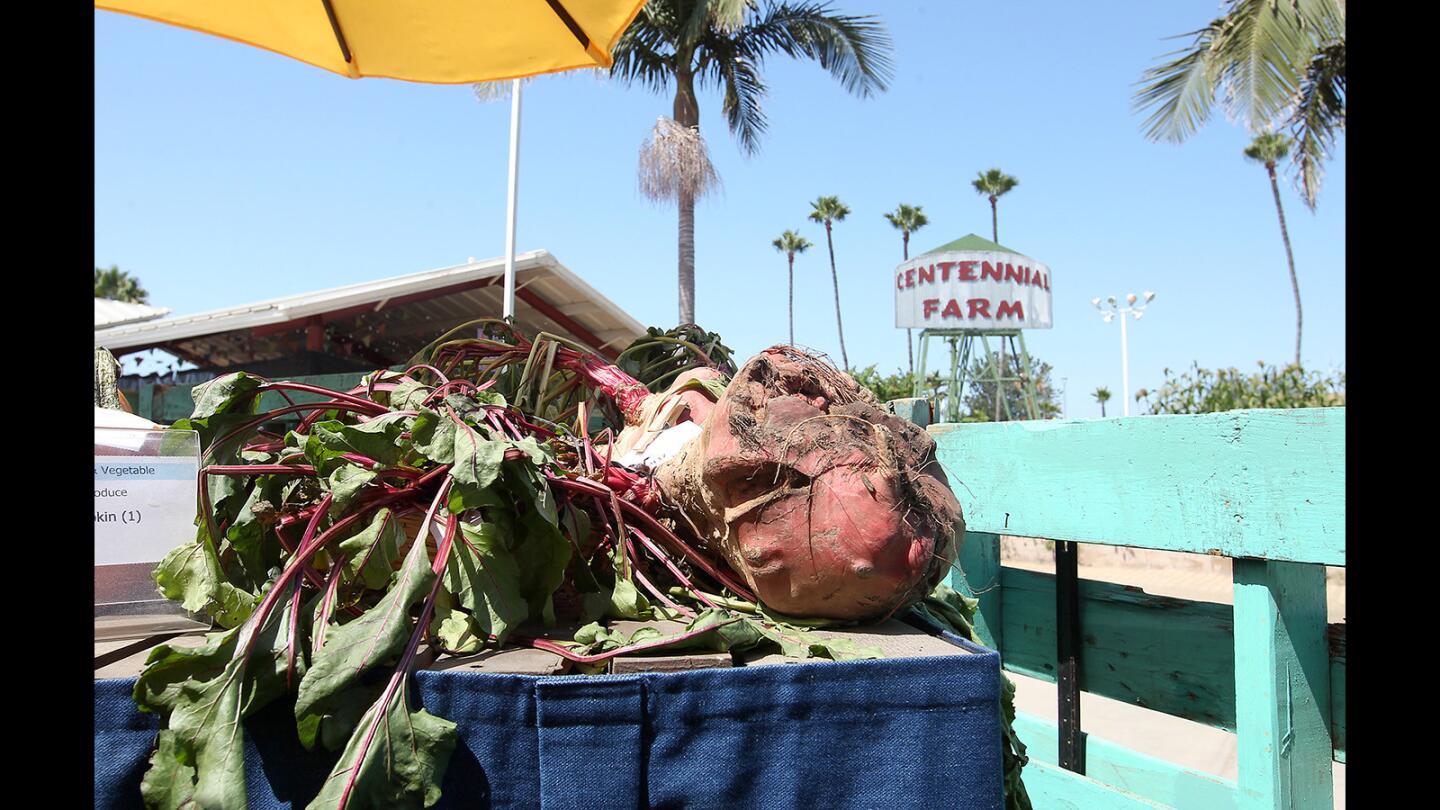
[652,347,962,621]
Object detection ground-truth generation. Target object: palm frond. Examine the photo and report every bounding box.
[637,117,721,204]
[611,14,678,95]
[1135,0,1344,144]
[1134,19,1225,143]
[972,169,1018,197]
[713,45,769,154]
[1244,131,1292,166]
[773,229,811,253]
[732,2,893,98]
[1214,0,1311,133]
[885,203,928,233]
[682,0,754,44]
[808,195,849,223]
[1289,39,1344,210]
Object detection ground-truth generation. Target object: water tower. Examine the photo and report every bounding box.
[895,234,1053,421]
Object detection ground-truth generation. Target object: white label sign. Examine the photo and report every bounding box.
[894,249,1053,330]
[94,455,199,566]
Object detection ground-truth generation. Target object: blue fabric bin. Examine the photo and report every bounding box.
[95,632,1002,809]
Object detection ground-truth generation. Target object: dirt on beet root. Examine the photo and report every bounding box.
[654,346,963,621]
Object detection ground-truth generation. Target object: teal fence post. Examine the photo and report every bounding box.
[887,397,931,428]
[954,531,1002,651]
[1232,559,1333,809]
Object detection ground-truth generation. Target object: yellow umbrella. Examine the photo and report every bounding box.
[96,0,647,320]
[95,0,648,83]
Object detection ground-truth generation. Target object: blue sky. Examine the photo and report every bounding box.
[95,2,1345,418]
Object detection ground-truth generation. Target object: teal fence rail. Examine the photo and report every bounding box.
[928,408,1344,809]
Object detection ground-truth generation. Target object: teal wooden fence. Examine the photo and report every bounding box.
[928,408,1344,809]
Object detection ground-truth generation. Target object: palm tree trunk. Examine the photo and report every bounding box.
[678,189,695,325]
[825,222,850,370]
[674,66,700,326]
[788,253,795,346]
[1267,166,1302,367]
[1100,400,1106,418]
[990,197,998,243]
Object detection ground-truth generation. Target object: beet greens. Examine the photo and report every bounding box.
[134,323,880,810]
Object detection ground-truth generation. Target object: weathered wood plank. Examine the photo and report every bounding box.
[429,647,569,676]
[1014,713,1237,810]
[742,619,969,666]
[1000,566,1237,731]
[1233,560,1332,809]
[953,531,1003,651]
[610,652,732,673]
[1021,760,1168,809]
[1329,623,1344,762]
[95,633,208,679]
[929,409,1344,565]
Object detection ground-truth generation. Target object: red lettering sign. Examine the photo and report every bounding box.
[1004,263,1024,283]
[923,298,941,318]
[936,261,956,282]
[958,261,978,281]
[981,262,1002,281]
[918,264,935,285]
[905,269,915,288]
[941,299,963,318]
[967,298,991,319]
[996,300,1024,320]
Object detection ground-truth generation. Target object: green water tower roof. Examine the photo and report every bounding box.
[918,233,1023,257]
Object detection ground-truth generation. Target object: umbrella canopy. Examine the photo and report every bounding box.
[95,0,647,83]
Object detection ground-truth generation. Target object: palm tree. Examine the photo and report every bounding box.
[772,230,812,346]
[1245,132,1303,367]
[1134,0,1345,209]
[970,172,1017,419]
[808,195,852,371]
[1093,386,1112,418]
[94,265,149,304]
[971,169,1019,244]
[884,203,928,375]
[612,1,893,325]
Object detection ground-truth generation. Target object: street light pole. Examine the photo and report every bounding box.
[1119,309,1130,416]
[1092,292,1155,417]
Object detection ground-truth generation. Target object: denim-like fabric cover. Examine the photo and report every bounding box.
[95,632,1002,809]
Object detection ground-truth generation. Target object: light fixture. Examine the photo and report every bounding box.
[1092,290,1158,417]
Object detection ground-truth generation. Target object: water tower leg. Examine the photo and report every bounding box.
[957,333,975,422]
[1017,331,1040,419]
[947,336,961,422]
[913,330,931,398]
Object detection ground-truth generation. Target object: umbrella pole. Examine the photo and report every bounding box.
[502,78,522,320]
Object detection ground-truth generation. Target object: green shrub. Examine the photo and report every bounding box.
[1136,362,1345,414]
